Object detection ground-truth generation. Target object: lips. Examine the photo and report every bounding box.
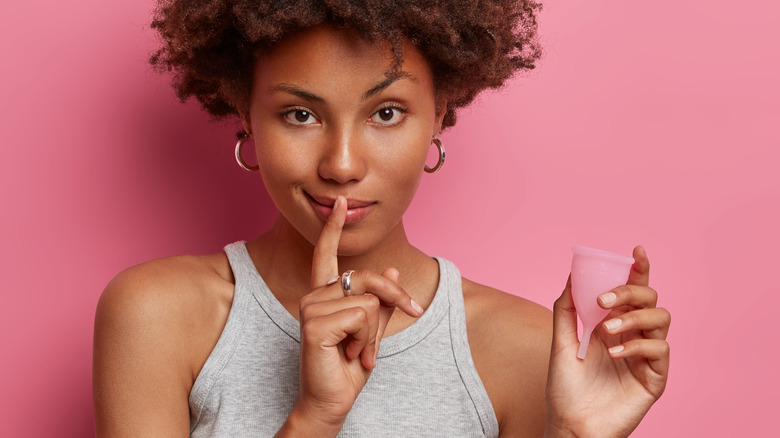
[305,192,376,224]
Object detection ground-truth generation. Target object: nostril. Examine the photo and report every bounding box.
[318,146,366,183]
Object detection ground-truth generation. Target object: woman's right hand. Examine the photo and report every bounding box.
[277,196,424,437]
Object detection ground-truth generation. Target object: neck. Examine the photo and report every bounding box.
[245,213,438,304]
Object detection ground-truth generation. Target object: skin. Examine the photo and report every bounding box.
[93,25,670,437]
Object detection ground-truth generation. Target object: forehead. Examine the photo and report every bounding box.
[250,25,433,98]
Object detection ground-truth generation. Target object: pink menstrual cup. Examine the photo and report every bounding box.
[571,246,635,360]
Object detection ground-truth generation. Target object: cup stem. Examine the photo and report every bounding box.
[577,326,594,360]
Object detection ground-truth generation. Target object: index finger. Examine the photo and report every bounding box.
[311,196,347,288]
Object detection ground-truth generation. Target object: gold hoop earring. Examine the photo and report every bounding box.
[235,133,259,172]
[424,138,445,173]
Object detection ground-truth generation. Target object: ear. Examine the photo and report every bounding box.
[239,111,252,136]
[433,97,447,136]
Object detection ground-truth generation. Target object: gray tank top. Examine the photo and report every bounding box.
[189,241,499,437]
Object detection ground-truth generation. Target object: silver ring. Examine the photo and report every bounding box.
[341,270,355,296]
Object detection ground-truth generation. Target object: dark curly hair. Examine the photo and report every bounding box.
[150,0,542,129]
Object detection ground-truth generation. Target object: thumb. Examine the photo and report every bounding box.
[551,275,579,353]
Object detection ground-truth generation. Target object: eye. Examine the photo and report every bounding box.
[282,108,320,125]
[369,105,407,126]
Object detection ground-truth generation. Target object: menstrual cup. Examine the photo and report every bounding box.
[571,246,634,360]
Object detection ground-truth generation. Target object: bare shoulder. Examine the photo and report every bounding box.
[95,252,235,379]
[93,252,234,436]
[462,278,553,437]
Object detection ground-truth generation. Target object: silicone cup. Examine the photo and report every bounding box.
[571,246,635,360]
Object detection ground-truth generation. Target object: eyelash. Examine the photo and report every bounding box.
[280,106,319,126]
[279,103,409,127]
[370,104,409,126]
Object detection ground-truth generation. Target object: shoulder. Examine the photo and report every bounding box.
[96,252,235,374]
[97,253,233,335]
[93,252,235,435]
[462,278,552,437]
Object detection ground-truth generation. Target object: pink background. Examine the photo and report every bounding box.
[1,0,778,436]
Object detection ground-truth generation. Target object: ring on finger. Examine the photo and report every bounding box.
[341,270,355,296]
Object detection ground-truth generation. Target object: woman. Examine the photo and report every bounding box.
[93,1,671,436]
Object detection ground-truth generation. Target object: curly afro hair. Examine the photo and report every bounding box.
[150,0,542,129]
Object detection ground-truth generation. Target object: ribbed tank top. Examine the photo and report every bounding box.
[189,241,498,437]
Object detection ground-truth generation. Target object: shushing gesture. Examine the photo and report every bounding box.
[278,196,424,436]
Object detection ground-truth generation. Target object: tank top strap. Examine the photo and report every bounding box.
[223,241,259,294]
[438,257,500,437]
[224,241,300,341]
[189,241,255,427]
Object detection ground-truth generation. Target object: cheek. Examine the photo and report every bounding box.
[254,137,313,185]
[371,137,428,208]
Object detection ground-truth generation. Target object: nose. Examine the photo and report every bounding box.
[317,126,367,184]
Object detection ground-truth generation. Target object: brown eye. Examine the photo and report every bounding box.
[369,106,406,125]
[295,110,311,123]
[378,108,394,121]
[283,108,319,125]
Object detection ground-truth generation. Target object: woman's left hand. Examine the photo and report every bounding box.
[545,246,671,438]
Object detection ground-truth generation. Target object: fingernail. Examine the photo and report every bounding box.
[410,299,424,315]
[334,196,343,208]
[604,318,622,331]
[609,345,625,355]
[599,292,617,305]
[326,276,340,286]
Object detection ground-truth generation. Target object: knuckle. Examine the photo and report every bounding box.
[659,307,671,324]
[300,319,319,338]
[648,287,659,304]
[299,305,310,321]
[355,269,372,283]
[299,294,314,309]
[658,340,671,356]
[347,305,369,323]
[363,294,381,313]
[615,284,633,298]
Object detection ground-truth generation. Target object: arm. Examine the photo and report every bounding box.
[463,280,553,437]
[93,268,193,437]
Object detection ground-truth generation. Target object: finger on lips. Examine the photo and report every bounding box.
[311,196,347,288]
[304,196,424,371]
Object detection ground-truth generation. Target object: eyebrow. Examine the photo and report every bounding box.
[362,72,417,100]
[269,84,325,103]
[269,72,418,103]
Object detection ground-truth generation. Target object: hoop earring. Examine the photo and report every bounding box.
[235,133,259,172]
[424,138,445,173]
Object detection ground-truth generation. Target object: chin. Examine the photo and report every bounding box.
[334,234,382,257]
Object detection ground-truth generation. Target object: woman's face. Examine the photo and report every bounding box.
[244,25,445,255]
